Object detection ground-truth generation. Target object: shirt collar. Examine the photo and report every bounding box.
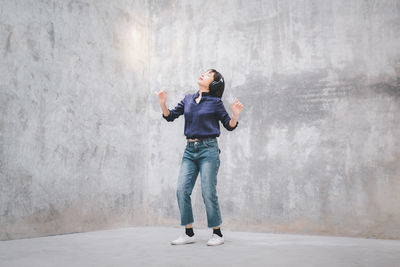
[195,90,211,97]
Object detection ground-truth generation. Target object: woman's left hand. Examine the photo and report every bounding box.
[232,98,243,117]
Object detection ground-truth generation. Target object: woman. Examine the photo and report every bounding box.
[157,69,243,246]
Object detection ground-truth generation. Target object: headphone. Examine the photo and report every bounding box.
[209,73,225,98]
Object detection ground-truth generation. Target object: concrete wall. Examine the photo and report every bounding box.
[1,0,400,240]
[0,0,151,240]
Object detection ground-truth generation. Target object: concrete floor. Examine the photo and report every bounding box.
[0,226,399,267]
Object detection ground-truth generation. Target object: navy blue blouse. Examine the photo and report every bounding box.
[162,90,239,139]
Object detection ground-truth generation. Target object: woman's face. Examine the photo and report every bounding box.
[197,69,214,88]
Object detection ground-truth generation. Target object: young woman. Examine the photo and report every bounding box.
[157,69,243,246]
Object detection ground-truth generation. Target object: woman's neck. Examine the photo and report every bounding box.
[198,85,210,95]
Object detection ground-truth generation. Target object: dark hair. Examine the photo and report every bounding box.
[208,68,225,98]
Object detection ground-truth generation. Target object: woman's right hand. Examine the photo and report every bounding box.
[157,90,167,104]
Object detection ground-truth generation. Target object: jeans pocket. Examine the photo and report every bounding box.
[204,141,218,148]
[205,141,220,155]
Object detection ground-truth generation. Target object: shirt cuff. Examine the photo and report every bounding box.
[228,120,239,130]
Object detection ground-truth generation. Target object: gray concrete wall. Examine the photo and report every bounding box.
[0,0,151,240]
[147,0,400,240]
[1,0,400,241]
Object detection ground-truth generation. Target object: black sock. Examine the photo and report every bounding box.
[213,228,223,237]
[185,227,194,237]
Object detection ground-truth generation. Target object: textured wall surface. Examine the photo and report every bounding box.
[147,0,400,240]
[0,0,151,240]
[1,0,400,241]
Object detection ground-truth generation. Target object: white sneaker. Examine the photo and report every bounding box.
[170,233,196,245]
[206,233,224,246]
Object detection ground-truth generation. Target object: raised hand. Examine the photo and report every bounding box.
[232,98,243,117]
[157,90,167,104]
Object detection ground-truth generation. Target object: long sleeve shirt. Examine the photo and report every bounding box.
[162,90,238,139]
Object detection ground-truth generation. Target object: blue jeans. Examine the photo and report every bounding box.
[176,137,222,228]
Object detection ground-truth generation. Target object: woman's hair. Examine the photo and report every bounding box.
[208,68,225,98]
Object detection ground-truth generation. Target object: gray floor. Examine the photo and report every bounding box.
[1,226,399,267]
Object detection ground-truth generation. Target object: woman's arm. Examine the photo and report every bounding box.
[229,114,239,128]
[162,98,185,121]
[215,99,239,131]
[157,90,185,122]
[230,99,243,127]
[160,102,170,117]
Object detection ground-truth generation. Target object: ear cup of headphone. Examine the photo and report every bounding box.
[209,74,224,96]
[209,81,217,93]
